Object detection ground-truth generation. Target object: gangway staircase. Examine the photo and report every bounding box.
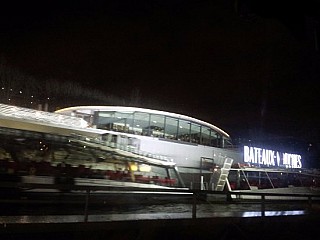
[210,157,233,191]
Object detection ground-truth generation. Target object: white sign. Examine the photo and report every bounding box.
[243,145,302,169]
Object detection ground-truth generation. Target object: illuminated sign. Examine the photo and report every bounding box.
[243,146,302,169]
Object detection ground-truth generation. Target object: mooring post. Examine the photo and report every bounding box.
[308,196,312,210]
[192,191,197,219]
[261,194,265,217]
[84,189,90,222]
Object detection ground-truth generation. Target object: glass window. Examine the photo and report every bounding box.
[190,123,201,144]
[201,127,211,146]
[164,117,178,140]
[177,120,191,142]
[149,114,165,138]
[133,112,150,135]
[201,127,223,147]
[113,112,134,133]
[96,112,116,130]
[167,168,179,187]
[96,111,134,133]
[210,131,222,147]
[223,137,233,148]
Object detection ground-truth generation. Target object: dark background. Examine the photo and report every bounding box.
[0,0,319,164]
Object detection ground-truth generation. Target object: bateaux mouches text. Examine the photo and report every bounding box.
[243,145,302,169]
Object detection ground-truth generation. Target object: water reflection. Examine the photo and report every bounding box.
[242,210,306,217]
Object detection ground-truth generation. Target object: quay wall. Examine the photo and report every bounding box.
[1,214,320,240]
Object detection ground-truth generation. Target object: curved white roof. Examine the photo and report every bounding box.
[55,106,230,138]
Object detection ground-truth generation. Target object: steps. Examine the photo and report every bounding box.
[210,157,233,191]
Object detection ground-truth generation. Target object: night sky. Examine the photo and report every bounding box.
[1,1,320,151]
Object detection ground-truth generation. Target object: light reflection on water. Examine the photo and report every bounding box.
[242,210,306,217]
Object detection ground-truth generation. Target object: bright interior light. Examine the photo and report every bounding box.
[129,163,138,171]
[139,164,151,172]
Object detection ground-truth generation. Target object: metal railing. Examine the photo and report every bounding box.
[1,181,320,222]
[70,134,173,164]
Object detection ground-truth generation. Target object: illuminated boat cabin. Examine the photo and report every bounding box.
[0,104,318,192]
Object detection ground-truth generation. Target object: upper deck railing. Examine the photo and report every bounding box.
[69,133,175,167]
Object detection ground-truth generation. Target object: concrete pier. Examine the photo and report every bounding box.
[1,214,320,240]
